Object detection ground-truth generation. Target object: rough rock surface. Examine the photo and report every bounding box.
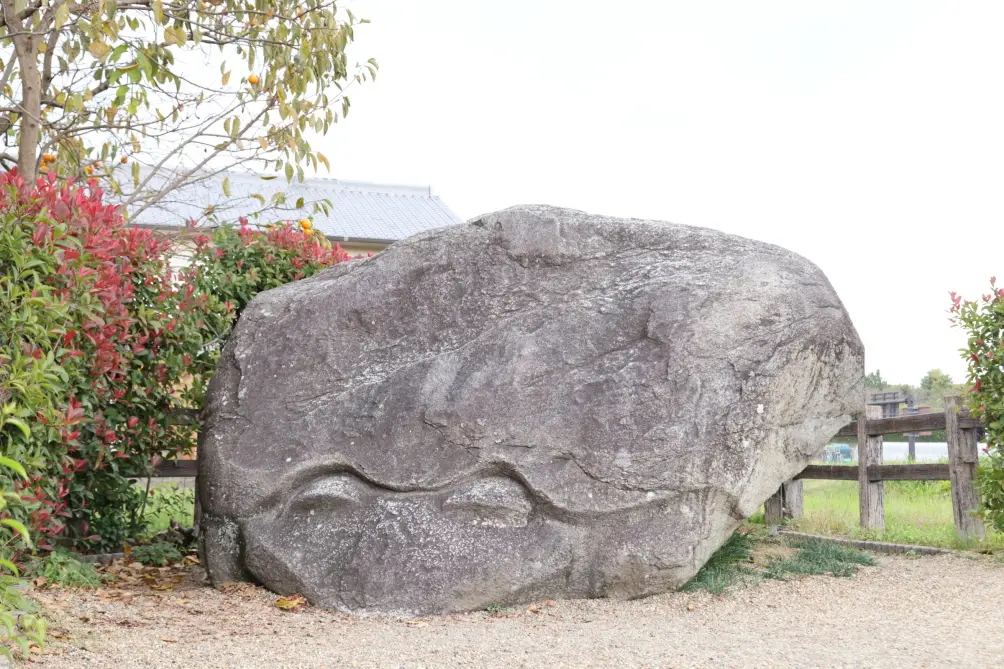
[198,204,863,615]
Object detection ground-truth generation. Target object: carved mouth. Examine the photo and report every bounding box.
[245,456,673,523]
[280,471,536,530]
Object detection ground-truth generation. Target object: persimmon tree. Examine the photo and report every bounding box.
[0,0,376,220]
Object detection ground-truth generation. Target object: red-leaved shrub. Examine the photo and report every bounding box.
[1,171,230,550]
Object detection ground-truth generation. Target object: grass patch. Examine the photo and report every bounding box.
[764,539,874,579]
[683,531,875,594]
[791,479,1004,551]
[681,532,756,595]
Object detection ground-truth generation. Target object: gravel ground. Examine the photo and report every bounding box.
[30,552,1004,669]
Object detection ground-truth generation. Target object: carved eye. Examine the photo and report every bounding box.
[288,474,368,516]
[442,477,532,528]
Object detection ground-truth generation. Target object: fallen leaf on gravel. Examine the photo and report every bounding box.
[220,582,260,598]
[33,576,47,589]
[406,620,428,628]
[161,637,178,643]
[184,555,201,565]
[150,584,173,591]
[527,605,540,614]
[542,600,556,607]
[686,603,696,611]
[276,595,307,612]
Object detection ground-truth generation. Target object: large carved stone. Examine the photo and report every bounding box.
[199,205,863,615]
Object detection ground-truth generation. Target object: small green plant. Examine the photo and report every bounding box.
[25,549,101,588]
[0,456,46,661]
[131,541,184,567]
[0,610,46,663]
[484,603,512,614]
[681,532,756,595]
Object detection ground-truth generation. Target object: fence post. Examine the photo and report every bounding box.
[764,486,784,525]
[764,480,804,525]
[783,480,803,519]
[193,477,202,537]
[857,411,885,530]
[945,395,985,540]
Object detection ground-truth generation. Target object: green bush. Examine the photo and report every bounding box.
[951,280,1004,531]
[186,217,351,328]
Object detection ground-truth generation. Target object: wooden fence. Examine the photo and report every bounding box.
[160,396,987,539]
[764,396,985,539]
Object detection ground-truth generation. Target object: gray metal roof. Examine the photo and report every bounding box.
[127,170,463,242]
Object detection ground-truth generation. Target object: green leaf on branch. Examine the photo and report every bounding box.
[1,519,32,548]
[1,418,30,441]
[0,455,28,479]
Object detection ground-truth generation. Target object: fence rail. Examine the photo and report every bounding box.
[153,460,198,478]
[833,410,979,437]
[765,395,985,539]
[797,463,951,482]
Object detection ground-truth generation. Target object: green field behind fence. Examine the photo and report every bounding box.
[785,478,1004,551]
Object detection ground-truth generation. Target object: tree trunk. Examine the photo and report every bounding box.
[2,0,41,178]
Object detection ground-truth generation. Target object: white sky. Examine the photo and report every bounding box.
[319,1,1004,387]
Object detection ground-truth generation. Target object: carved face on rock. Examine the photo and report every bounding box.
[203,458,712,614]
[250,474,578,612]
[198,205,863,615]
